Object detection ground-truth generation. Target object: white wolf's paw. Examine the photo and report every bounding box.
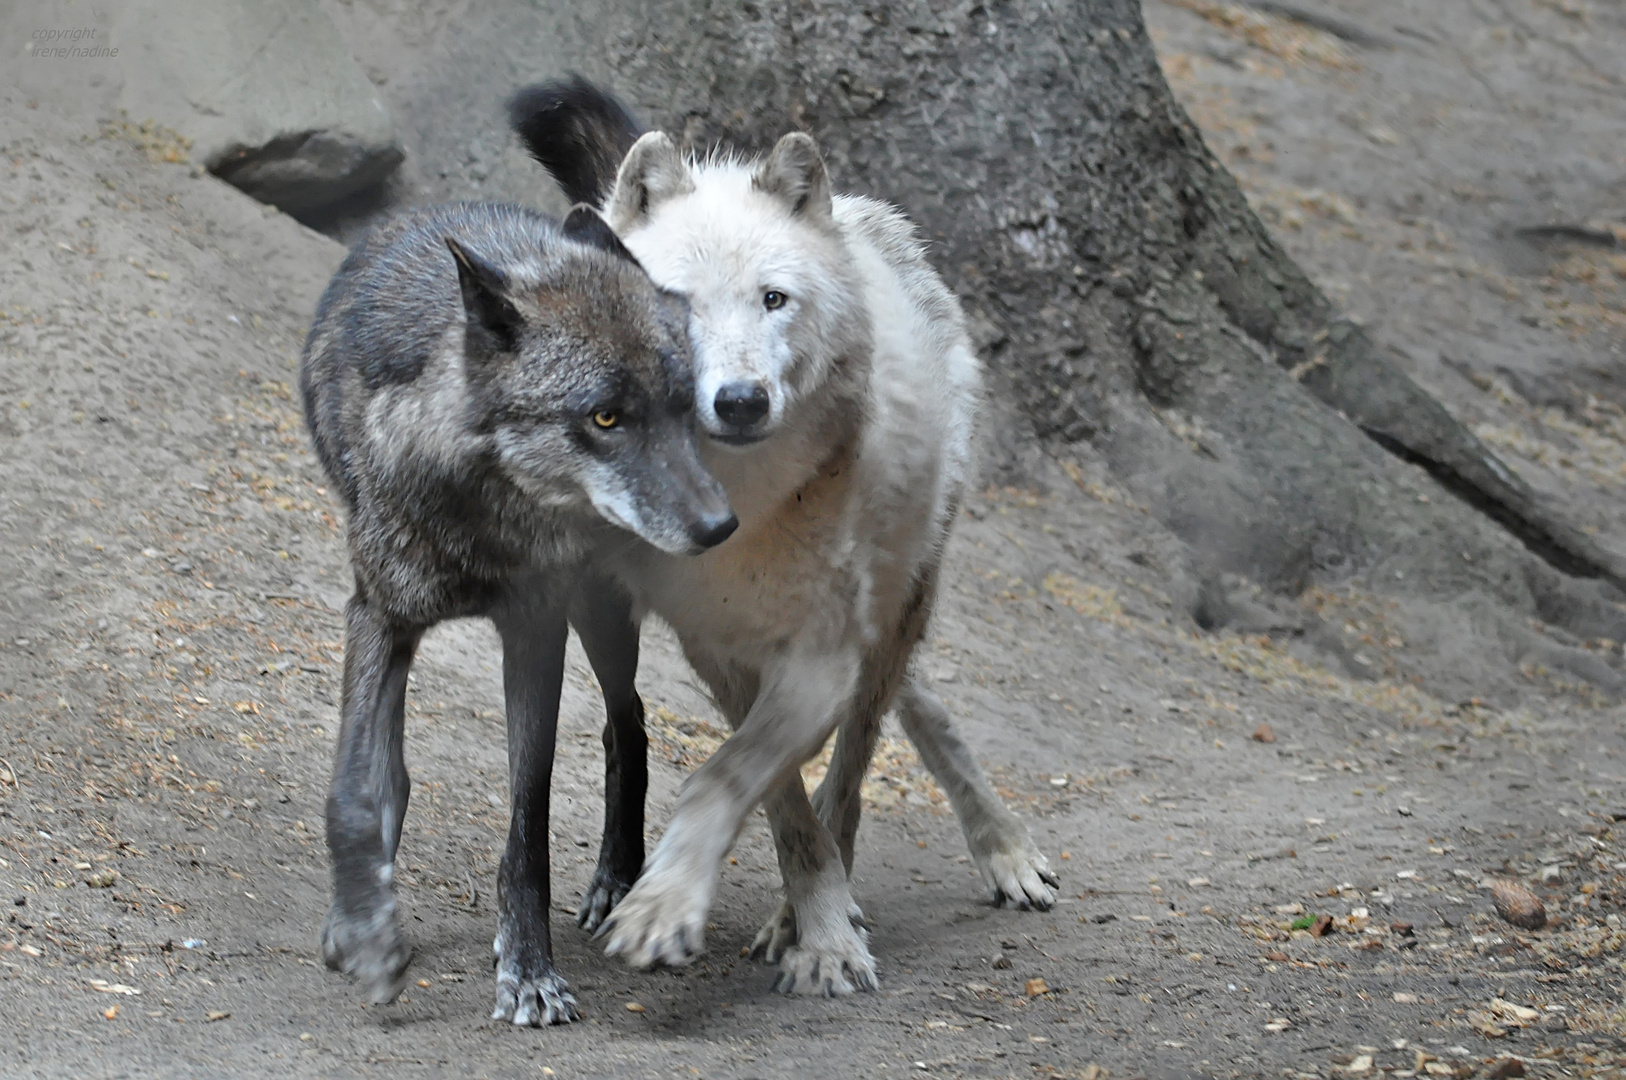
[750,895,869,964]
[772,920,877,997]
[596,867,710,969]
[492,967,579,1027]
[749,899,798,965]
[974,834,1060,911]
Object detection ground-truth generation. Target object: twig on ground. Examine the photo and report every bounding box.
[1515,224,1619,249]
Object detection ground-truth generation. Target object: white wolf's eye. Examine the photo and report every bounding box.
[763,290,788,311]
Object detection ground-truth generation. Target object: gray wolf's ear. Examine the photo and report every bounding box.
[606,131,694,232]
[561,204,642,269]
[446,237,522,352]
[753,132,831,222]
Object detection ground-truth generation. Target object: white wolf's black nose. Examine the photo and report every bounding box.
[713,382,770,429]
[690,511,739,550]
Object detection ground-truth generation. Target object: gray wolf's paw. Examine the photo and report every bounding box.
[576,868,634,934]
[492,963,579,1027]
[320,902,411,1004]
[596,869,710,969]
[772,919,877,996]
[975,835,1060,911]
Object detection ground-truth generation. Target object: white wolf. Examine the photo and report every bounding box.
[517,84,1058,994]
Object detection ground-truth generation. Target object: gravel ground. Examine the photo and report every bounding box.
[2,2,1625,1077]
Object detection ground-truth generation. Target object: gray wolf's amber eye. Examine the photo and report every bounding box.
[592,409,620,429]
[763,290,788,311]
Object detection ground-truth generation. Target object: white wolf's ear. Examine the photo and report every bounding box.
[606,131,694,231]
[753,133,831,223]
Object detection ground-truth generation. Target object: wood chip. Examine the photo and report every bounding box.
[1024,977,1049,996]
[88,979,140,995]
[205,1011,231,1022]
[1489,997,1539,1024]
[1251,723,1276,743]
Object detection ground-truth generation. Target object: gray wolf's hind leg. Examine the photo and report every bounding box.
[489,586,579,1026]
[321,595,422,1004]
[753,775,877,996]
[569,580,647,933]
[896,675,1059,909]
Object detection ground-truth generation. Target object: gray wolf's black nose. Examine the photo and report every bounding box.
[690,511,739,550]
[713,382,770,428]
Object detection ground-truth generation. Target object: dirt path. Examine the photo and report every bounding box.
[3,3,1626,1078]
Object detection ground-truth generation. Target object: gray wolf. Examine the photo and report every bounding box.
[299,199,735,1023]
[511,78,1057,996]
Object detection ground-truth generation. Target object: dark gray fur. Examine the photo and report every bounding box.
[300,200,733,1024]
[508,75,643,207]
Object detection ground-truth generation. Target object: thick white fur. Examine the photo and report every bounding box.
[595,133,1054,991]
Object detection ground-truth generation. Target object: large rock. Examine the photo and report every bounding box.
[5,0,402,213]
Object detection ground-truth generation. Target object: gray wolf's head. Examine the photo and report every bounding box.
[448,207,736,554]
[600,132,870,447]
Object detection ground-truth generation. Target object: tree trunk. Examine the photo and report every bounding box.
[559,0,1626,683]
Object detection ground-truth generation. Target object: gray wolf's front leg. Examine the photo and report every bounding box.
[568,581,647,933]
[598,646,859,969]
[322,594,422,1004]
[896,676,1058,909]
[489,588,578,1026]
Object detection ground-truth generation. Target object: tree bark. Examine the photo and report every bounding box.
[570,0,1623,679]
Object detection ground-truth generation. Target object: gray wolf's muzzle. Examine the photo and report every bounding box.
[689,508,738,549]
[650,429,737,554]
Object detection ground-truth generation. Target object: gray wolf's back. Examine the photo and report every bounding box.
[300,202,558,504]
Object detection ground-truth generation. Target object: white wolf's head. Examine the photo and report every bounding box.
[601,131,868,447]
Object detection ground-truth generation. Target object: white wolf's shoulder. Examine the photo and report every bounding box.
[833,195,981,477]
[833,195,969,345]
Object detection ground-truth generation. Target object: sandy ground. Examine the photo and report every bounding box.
[2,2,1626,1078]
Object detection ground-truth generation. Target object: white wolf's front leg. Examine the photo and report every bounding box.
[896,675,1059,909]
[598,646,860,969]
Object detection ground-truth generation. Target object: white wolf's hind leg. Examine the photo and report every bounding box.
[809,704,883,876]
[896,675,1059,910]
[754,776,876,996]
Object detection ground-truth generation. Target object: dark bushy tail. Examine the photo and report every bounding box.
[508,75,644,207]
